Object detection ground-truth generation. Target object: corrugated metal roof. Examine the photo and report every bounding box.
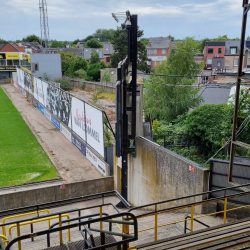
[148,37,171,49]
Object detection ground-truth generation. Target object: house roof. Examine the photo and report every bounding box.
[224,41,245,56]
[148,37,171,49]
[0,43,20,52]
[0,44,5,50]
[61,48,84,56]
[102,42,114,54]
[195,84,232,108]
[205,41,225,46]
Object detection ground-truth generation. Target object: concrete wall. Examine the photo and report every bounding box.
[70,78,115,93]
[0,177,113,211]
[124,137,209,213]
[31,54,62,80]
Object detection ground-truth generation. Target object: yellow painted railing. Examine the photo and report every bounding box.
[1,209,50,237]
[8,214,70,250]
[0,234,9,245]
[127,196,250,249]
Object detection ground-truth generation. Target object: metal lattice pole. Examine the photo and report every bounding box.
[39,0,50,50]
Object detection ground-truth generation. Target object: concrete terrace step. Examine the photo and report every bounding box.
[136,218,250,250]
[0,179,64,195]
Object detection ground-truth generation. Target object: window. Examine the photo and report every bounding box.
[13,60,19,66]
[106,57,110,63]
[154,49,157,55]
[218,48,222,54]
[226,62,230,67]
[162,49,166,55]
[207,58,212,64]
[208,48,213,54]
[234,58,239,66]
[217,61,221,67]
[147,49,152,55]
[0,60,6,66]
[231,47,237,54]
[7,60,13,66]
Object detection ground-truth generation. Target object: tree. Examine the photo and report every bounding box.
[22,34,41,44]
[84,38,103,48]
[72,39,80,45]
[186,104,227,155]
[60,51,74,75]
[82,35,94,42]
[86,62,106,81]
[144,37,203,121]
[51,40,64,48]
[247,36,250,41]
[74,69,87,79]
[89,50,100,64]
[197,38,209,53]
[110,23,149,71]
[67,56,88,77]
[140,38,149,46]
[93,29,116,42]
[101,71,111,82]
[0,38,7,44]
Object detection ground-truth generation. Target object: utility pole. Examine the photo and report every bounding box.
[39,0,50,50]
[229,0,250,182]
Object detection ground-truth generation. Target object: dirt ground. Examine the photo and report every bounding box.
[1,84,102,184]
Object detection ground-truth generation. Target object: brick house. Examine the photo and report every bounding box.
[204,41,225,70]
[147,36,172,69]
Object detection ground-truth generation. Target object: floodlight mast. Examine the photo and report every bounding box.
[39,0,50,51]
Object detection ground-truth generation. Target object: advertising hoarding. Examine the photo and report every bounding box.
[71,134,86,156]
[51,116,60,131]
[85,103,104,158]
[37,103,45,115]
[68,97,86,141]
[60,123,71,141]
[45,109,51,121]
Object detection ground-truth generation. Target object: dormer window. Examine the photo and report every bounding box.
[231,47,237,54]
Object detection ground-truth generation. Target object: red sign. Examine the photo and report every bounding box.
[189,166,194,172]
[60,185,66,189]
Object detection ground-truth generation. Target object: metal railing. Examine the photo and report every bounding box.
[5,212,138,250]
[126,183,250,248]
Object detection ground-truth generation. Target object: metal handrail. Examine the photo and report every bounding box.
[5,212,138,250]
[184,215,209,233]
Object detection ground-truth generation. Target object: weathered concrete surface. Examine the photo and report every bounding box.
[0,177,114,210]
[127,137,209,213]
[2,84,102,183]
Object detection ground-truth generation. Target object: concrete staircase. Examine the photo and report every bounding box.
[135,218,250,249]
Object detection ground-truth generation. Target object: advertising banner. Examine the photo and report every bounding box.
[45,109,51,121]
[51,116,60,131]
[60,123,71,142]
[86,148,107,176]
[17,68,24,88]
[24,70,33,94]
[85,103,104,158]
[68,97,86,141]
[37,103,45,115]
[0,53,6,59]
[0,66,16,71]
[12,80,19,90]
[71,134,86,156]
[6,53,20,60]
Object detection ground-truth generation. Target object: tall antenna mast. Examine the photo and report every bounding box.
[39,0,50,51]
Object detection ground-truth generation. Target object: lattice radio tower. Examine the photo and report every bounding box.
[39,0,50,50]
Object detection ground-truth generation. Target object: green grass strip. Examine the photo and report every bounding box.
[0,87,60,187]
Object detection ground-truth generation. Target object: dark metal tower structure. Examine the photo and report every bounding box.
[39,0,50,50]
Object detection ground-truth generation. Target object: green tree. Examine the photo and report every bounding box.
[110,23,149,71]
[247,36,250,41]
[86,62,106,81]
[186,104,227,155]
[140,38,149,46]
[101,71,111,82]
[82,35,94,42]
[84,38,103,48]
[60,51,74,75]
[93,29,116,42]
[22,34,41,44]
[50,40,64,48]
[66,56,88,77]
[144,37,203,121]
[197,38,209,53]
[0,38,7,44]
[72,39,80,45]
[89,50,100,64]
[74,69,87,79]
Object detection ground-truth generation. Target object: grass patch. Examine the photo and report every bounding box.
[0,87,60,187]
[98,92,115,103]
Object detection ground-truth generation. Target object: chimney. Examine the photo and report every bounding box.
[148,42,151,47]
[169,35,171,40]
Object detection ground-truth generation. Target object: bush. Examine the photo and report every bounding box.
[86,62,106,82]
[74,69,87,79]
[54,77,72,91]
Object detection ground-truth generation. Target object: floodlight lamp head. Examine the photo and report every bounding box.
[126,19,131,29]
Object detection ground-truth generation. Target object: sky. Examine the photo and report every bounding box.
[0,0,249,41]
